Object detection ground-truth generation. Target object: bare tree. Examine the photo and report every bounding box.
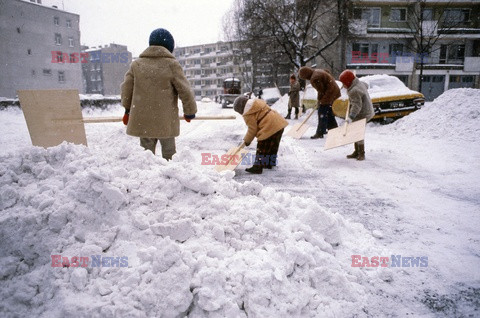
[397,0,469,92]
[230,0,344,87]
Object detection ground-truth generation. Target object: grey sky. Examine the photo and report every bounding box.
[42,0,235,56]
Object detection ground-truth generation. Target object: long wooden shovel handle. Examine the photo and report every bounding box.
[343,101,351,136]
[295,108,316,132]
[81,115,236,124]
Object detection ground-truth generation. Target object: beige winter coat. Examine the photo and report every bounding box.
[121,46,197,138]
[243,99,288,144]
[347,78,374,121]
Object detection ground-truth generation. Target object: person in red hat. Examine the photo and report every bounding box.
[338,70,374,161]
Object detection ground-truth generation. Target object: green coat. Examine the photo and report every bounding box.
[121,46,197,138]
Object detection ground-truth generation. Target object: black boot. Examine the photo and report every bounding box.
[245,165,263,174]
[347,144,358,159]
[284,110,291,119]
[294,108,299,119]
[356,144,365,161]
[311,133,324,139]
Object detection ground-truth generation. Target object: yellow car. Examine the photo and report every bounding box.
[301,74,425,122]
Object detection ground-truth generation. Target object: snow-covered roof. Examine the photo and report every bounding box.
[224,78,240,82]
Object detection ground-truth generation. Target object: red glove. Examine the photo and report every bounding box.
[122,111,129,125]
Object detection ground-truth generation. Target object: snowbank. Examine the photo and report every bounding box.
[0,137,384,317]
[392,88,480,142]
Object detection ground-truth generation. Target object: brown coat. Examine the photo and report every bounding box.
[288,81,300,108]
[121,46,197,138]
[243,99,288,144]
[299,67,341,105]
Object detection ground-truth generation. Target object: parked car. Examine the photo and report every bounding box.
[261,87,282,105]
[301,74,425,122]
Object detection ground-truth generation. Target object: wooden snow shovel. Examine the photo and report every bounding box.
[215,141,249,172]
[285,108,316,139]
[18,89,89,147]
[18,89,236,148]
[324,101,366,150]
[83,115,236,123]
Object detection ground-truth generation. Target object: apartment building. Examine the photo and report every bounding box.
[174,41,253,100]
[0,0,83,98]
[345,0,480,100]
[82,44,132,95]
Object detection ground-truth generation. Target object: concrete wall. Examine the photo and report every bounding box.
[0,0,83,98]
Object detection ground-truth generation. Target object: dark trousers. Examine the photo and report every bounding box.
[315,104,337,135]
[254,129,284,167]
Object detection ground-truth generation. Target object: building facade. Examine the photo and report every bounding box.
[174,41,253,100]
[0,0,83,98]
[82,44,132,96]
[344,0,480,100]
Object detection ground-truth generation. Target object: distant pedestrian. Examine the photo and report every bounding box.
[285,74,300,119]
[233,96,288,174]
[121,28,197,160]
[298,67,340,139]
[338,70,374,161]
[258,87,263,99]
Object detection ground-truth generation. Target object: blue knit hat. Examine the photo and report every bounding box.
[149,28,175,53]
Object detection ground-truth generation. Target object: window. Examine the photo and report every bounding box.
[353,7,381,27]
[440,44,465,64]
[54,17,60,26]
[390,8,407,22]
[443,9,470,26]
[389,43,404,56]
[58,71,65,83]
[43,69,52,76]
[32,70,36,76]
[422,8,433,20]
[68,37,74,47]
[27,49,32,55]
[352,43,379,63]
[66,20,72,28]
[17,27,21,34]
[54,33,62,45]
[91,74,96,81]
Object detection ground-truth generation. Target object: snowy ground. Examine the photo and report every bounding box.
[0,89,479,317]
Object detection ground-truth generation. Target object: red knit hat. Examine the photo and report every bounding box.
[339,70,355,88]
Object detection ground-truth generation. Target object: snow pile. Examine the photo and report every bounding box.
[360,74,418,98]
[392,88,480,142]
[0,140,383,317]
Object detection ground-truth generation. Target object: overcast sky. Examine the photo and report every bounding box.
[42,0,236,57]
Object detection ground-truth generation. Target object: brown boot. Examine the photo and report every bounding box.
[356,144,365,161]
[347,144,358,159]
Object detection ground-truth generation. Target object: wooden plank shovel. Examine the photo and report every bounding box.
[324,101,366,150]
[215,141,249,172]
[82,115,236,124]
[18,89,236,148]
[285,108,316,139]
